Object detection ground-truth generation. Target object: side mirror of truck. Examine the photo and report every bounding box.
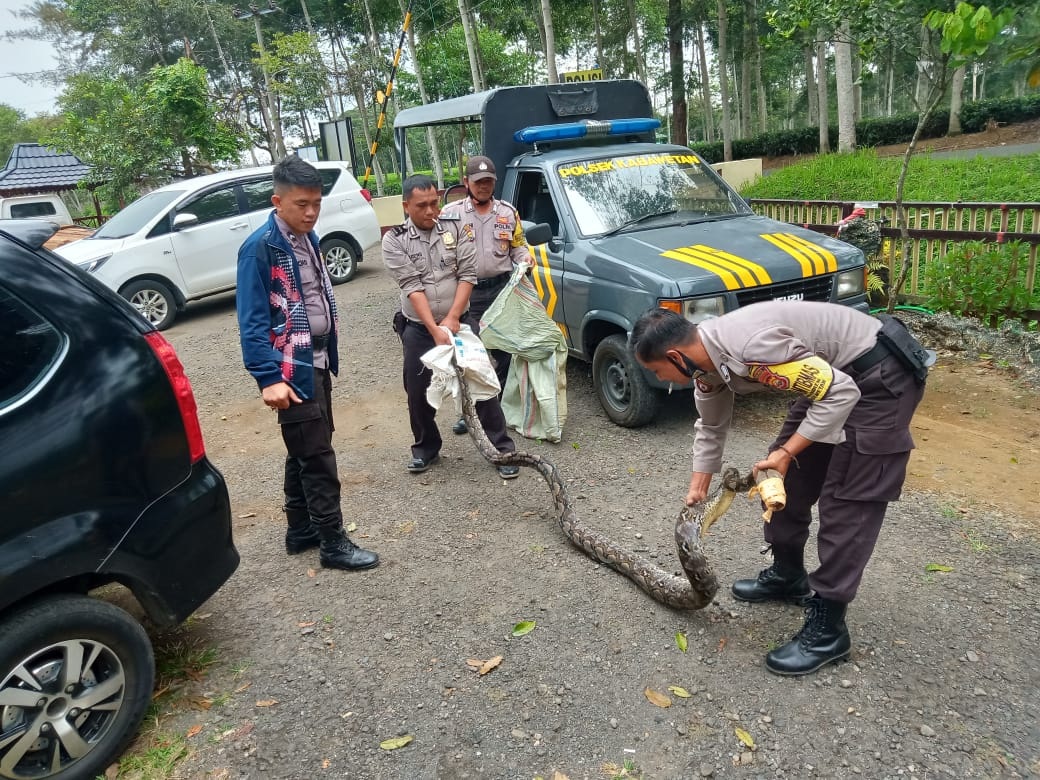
[523,222,553,249]
[173,212,199,231]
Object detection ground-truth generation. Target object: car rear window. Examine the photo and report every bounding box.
[0,283,65,412]
[319,168,340,195]
[9,201,58,218]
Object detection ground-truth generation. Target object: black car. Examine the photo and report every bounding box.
[0,220,239,778]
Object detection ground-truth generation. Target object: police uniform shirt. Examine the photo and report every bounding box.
[690,301,882,474]
[440,198,528,279]
[274,213,332,369]
[382,215,477,322]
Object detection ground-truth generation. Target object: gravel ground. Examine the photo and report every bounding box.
[151,252,1039,780]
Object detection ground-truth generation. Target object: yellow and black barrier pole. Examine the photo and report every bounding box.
[361,1,412,191]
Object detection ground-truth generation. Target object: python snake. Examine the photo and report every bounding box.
[454,365,762,610]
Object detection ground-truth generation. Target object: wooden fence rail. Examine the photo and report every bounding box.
[748,199,1040,299]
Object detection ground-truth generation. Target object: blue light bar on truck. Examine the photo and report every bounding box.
[514,117,661,144]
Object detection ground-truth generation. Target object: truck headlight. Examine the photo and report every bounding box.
[660,296,725,323]
[835,268,865,298]
[76,254,112,273]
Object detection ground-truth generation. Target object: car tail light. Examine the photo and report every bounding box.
[359,188,372,202]
[144,331,206,463]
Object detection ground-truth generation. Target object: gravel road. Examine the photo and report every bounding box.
[153,251,1039,780]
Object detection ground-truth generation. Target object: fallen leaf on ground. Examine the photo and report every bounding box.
[186,724,203,739]
[735,726,755,748]
[307,568,316,578]
[379,734,414,750]
[675,631,688,653]
[104,765,119,779]
[668,685,692,698]
[256,699,278,707]
[322,758,330,769]
[237,512,256,519]
[551,772,571,780]
[511,620,536,637]
[298,621,316,628]
[346,522,357,532]
[717,637,728,652]
[190,698,213,710]
[644,687,672,708]
[478,656,503,675]
[466,658,484,670]
[234,682,252,693]
[925,563,954,572]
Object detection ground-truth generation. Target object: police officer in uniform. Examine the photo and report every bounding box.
[439,155,530,436]
[631,301,931,676]
[382,173,520,479]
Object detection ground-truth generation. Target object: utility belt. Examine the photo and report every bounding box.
[311,333,330,351]
[848,315,935,385]
[475,272,510,289]
[392,310,469,335]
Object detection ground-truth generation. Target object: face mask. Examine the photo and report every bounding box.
[667,352,707,380]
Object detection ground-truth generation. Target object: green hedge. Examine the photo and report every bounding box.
[690,93,1040,163]
[959,93,1040,132]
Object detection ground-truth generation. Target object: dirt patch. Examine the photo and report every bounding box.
[763,117,1040,171]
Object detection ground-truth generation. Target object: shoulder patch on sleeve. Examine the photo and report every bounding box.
[747,355,834,400]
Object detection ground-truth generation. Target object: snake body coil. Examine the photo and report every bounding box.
[455,367,756,610]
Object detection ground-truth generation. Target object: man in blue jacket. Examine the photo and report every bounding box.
[237,155,379,571]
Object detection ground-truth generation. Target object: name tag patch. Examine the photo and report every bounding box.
[747,355,833,400]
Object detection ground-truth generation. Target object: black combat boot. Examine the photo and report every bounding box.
[731,547,811,604]
[284,507,321,555]
[318,526,380,571]
[765,594,852,676]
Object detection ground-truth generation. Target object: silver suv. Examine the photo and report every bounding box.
[56,161,380,329]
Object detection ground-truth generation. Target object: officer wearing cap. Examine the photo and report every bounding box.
[630,301,930,677]
[382,173,520,479]
[440,155,531,435]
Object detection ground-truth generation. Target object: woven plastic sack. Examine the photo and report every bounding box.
[420,324,500,416]
[479,263,568,442]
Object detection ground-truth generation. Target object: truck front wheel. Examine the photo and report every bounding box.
[592,334,659,428]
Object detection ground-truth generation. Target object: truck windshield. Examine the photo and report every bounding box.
[91,190,185,240]
[556,152,750,236]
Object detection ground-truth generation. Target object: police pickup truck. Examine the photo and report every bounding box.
[394,80,869,427]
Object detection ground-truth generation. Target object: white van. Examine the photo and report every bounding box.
[55,161,380,329]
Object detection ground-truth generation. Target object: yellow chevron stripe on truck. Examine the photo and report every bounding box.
[760,232,837,275]
[660,245,772,290]
[529,243,559,318]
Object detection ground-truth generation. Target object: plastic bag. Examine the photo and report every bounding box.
[420,324,500,415]
[479,263,568,442]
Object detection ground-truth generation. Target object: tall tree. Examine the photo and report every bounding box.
[540,0,560,83]
[834,21,856,151]
[716,0,733,160]
[668,0,687,145]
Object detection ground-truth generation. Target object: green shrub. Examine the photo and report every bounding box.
[959,94,1040,132]
[924,241,1040,323]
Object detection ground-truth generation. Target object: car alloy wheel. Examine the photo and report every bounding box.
[0,595,154,779]
[320,238,358,284]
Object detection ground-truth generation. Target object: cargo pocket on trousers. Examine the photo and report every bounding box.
[277,401,325,458]
[830,427,915,502]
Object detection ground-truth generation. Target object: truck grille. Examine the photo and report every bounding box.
[735,275,834,306]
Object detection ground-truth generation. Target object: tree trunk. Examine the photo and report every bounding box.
[591,0,605,71]
[400,0,444,185]
[803,41,817,126]
[696,23,714,142]
[717,0,732,161]
[948,64,966,135]
[752,0,767,133]
[815,29,830,154]
[627,0,647,85]
[740,0,752,137]
[667,0,687,146]
[457,0,483,91]
[913,24,931,110]
[540,0,559,83]
[834,22,855,152]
